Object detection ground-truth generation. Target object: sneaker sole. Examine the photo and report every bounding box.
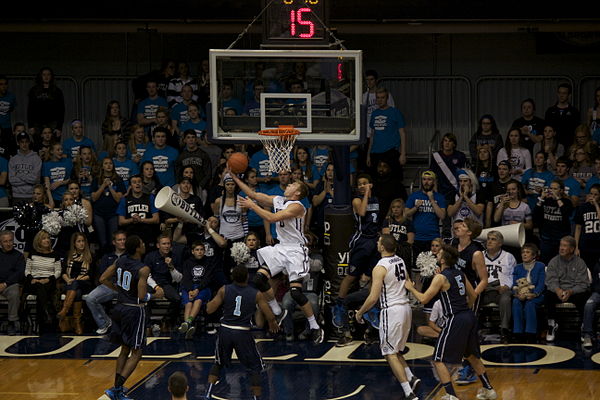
[185,327,196,340]
[276,309,288,327]
[411,378,421,393]
[313,330,324,344]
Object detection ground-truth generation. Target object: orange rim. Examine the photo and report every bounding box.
[258,125,300,137]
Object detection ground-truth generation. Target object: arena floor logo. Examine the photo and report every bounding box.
[0,335,592,367]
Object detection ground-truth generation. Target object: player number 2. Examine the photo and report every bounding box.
[584,219,600,233]
[454,275,466,296]
[116,268,132,291]
[234,295,242,316]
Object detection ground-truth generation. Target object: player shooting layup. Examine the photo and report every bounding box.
[230,168,325,344]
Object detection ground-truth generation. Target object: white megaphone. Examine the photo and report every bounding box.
[154,186,205,225]
[476,223,525,248]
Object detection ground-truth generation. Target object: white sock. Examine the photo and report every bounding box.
[400,381,413,396]
[307,315,319,330]
[268,299,282,316]
[405,367,414,380]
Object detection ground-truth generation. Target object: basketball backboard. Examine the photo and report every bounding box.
[208,49,364,144]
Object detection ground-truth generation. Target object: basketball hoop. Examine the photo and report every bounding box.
[258,125,300,173]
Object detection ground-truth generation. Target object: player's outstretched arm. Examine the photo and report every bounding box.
[228,166,274,208]
[239,199,303,223]
[256,292,279,334]
[356,266,385,323]
[100,263,118,291]
[206,286,225,315]
[406,274,445,305]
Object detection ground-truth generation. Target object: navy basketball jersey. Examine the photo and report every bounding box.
[353,195,380,239]
[439,268,470,317]
[221,283,258,328]
[453,240,484,287]
[115,256,146,304]
[125,193,152,219]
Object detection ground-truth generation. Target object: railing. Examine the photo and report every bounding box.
[475,75,574,137]
[578,76,600,123]
[4,73,598,153]
[7,75,80,134]
[380,76,472,155]
[81,76,138,145]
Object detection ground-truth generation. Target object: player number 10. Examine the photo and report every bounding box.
[290,8,315,38]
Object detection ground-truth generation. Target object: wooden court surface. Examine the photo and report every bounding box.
[0,359,163,400]
[428,367,600,399]
[2,359,600,399]
[1,334,600,399]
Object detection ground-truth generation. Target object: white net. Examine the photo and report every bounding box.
[258,129,299,173]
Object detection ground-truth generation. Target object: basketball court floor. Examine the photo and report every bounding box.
[1,329,599,400]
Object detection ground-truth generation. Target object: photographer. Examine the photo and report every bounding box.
[533,180,573,264]
[493,180,532,230]
[493,180,532,261]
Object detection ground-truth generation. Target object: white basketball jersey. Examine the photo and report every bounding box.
[378,255,410,308]
[484,249,516,287]
[273,196,306,245]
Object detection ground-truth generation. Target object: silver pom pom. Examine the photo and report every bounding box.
[42,211,63,236]
[230,242,251,265]
[417,251,439,278]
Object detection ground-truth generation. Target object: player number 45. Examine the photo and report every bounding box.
[394,264,406,281]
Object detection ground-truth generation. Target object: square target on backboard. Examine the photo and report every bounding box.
[208,49,365,144]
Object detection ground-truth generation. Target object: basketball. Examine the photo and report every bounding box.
[228,152,249,174]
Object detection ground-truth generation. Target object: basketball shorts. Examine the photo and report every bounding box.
[181,287,212,306]
[110,303,148,350]
[215,325,264,372]
[379,304,412,356]
[257,244,309,282]
[348,236,379,277]
[433,310,480,364]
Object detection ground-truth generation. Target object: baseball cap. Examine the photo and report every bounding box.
[421,170,437,179]
[456,169,469,179]
[497,160,511,168]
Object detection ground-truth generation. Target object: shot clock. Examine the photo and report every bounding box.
[263,0,329,46]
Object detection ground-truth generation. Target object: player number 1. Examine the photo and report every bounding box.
[234,295,242,316]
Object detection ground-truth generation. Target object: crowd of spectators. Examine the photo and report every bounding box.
[0,65,600,350]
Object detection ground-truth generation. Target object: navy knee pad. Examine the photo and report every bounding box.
[253,272,271,293]
[290,286,308,307]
